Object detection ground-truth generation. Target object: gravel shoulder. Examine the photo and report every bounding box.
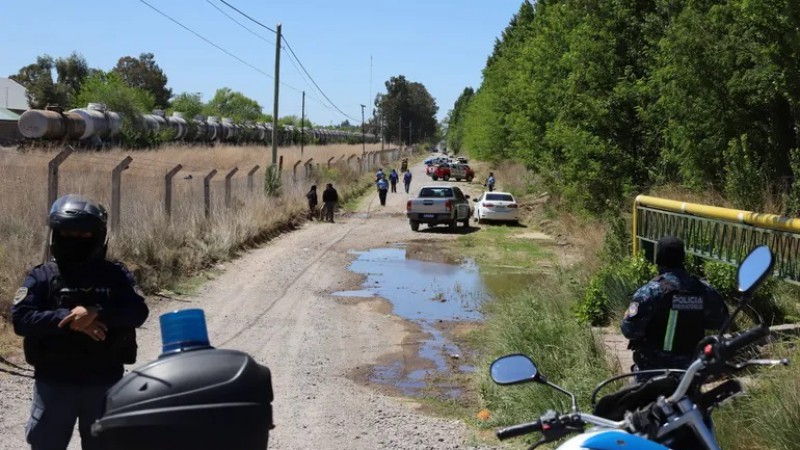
[0,160,497,450]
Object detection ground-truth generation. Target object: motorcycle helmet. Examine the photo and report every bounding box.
[48,194,108,265]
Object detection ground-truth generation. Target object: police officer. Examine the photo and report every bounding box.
[621,236,728,381]
[12,194,149,450]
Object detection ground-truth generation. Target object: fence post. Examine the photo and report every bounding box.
[204,169,218,219]
[293,160,302,181]
[304,158,314,178]
[44,146,74,262]
[111,156,133,231]
[347,154,356,172]
[225,167,239,207]
[247,165,260,192]
[165,164,183,219]
[279,155,284,172]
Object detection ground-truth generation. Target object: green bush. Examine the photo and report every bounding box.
[703,260,784,326]
[576,256,657,326]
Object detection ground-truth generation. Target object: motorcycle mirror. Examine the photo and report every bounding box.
[490,354,540,385]
[737,246,775,295]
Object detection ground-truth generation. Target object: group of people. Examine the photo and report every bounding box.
[374,168,413,206]
[305,183,339,223]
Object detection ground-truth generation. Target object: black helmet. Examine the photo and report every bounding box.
[655,236,685,269]
[48,194,108,265]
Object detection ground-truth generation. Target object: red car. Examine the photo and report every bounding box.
[430,164,451,181]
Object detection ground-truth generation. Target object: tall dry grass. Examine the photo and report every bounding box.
[0,144,384,327]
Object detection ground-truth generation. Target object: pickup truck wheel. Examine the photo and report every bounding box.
[443,175,450,181]
[432,175,438,181]
[448,219,457,229]
[461,217,469,228]
[466,175,473,182]
[455,178,461,182]
[410,221,420,231]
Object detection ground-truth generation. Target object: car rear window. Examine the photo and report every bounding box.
[419,187,454,198]
[486,194,514,202]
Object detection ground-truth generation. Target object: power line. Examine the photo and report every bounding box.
[137,0,273,80]
[214,0,359,122]
[205,0,273,45]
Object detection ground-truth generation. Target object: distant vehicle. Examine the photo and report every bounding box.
[406,185,471,231]
[450,163,475,182]
[456,156,468,164]
[473,191,519,224]
[430,163,451,181]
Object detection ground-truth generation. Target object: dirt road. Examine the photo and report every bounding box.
[0,160,497,449]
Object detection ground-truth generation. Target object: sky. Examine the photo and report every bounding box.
[0,0,523,126]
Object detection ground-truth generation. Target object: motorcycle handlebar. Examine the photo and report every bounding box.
[496,421,542,441]
[719,325,769,359]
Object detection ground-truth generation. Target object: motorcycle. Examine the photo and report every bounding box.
[489,245,789,450]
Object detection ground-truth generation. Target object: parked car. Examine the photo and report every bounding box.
[456,156,468,164]
[473,191,519,224]
[430,163,451,181]
[406,185,471,231]
[449,163,475,182]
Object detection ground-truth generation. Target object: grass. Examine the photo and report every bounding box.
[460,225,552,271]
[0,143,395,355]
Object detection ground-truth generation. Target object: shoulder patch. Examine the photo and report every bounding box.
[13,287,28,305]
[624,302,639,318]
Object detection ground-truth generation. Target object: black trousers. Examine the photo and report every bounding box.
[378,190,387,206]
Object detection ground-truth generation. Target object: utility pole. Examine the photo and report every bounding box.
[361,104,366,156]
[380,110,384,151]
[300,91,305,157]
[398,117,402,147]
[271,23,282,169]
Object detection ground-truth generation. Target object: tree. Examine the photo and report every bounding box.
[376,75,438,144]
[445,87,474,153]
[203,87,263,121]
[112,53,172,108]
[170,92,204,119]
[10,52,91,109]
[76,71,155,116]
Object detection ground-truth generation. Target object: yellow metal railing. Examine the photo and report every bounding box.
[633,195,800,284]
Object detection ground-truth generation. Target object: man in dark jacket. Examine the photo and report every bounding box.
[306,185,318,221]
[12,194,149,450]
[321,183,339,223]
[621,236,728,381]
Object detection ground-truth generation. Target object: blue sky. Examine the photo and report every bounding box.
[0,0,522,126]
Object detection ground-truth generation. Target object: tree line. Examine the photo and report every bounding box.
[446,0,800,214]
[9,52,312,128]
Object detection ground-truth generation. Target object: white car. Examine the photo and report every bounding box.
[473,191,520,224]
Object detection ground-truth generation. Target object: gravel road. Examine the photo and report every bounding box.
[0,160,497,449]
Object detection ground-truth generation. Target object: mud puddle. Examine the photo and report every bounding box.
[334,246,486,398]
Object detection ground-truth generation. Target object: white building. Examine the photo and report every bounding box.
[0,77,28,113]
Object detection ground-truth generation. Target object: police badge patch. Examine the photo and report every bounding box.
[625,302,639,318]
[13,287,28,305]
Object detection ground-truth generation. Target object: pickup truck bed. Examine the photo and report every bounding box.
[406,186,471,231]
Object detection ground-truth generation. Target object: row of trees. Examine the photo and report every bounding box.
[447,0,800,214]
[8,52,309,126]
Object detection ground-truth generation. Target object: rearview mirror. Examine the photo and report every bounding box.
[473,198,478,202]
[738,245,774,294]
[490,354,539,385]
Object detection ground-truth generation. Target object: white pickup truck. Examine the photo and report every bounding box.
[405,185,471,231]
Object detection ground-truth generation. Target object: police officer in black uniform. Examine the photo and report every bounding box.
[12,194,149,450]
[621,236,729,381]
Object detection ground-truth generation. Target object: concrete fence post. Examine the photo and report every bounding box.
[293,160,302,182]
[279,155,284,172]
[304,158,314,178]
[247,165,260,192]
[225,167,239,207]
[165,164,183,219]
[204,169,218,219]
[327,157,335,169]
[44,146,74,262]
[111,156,133,231]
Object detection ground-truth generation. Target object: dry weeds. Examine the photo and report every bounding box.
[0,144,387,333]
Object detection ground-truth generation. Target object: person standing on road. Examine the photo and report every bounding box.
[12,194,149,450]
[389,169,399,193]
[322,183,339,223]
[486,172,496,192]
[403,169,412,194]
[375,168,384,182]
[377,176,389,206]
[306,185,318,221]
[621,236,729,381]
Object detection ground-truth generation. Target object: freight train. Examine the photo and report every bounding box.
[17,103,378,147]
